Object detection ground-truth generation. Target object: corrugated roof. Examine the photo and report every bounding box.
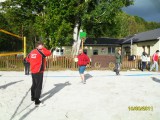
[123,28,160,44]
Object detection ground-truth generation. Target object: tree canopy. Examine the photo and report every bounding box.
[0,0,160,52]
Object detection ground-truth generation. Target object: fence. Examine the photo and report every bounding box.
[0,55,157,71]
[0,55,24,71]
[0,55,77,71]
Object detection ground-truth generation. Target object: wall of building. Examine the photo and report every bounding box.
[83,46,121,57]
[62,46,121,57]
[122,40,159,56]
[84,46,108,57]
[62,46,72,56]
[136,40,159,56]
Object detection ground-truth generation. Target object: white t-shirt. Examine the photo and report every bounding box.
[141,55,147,62]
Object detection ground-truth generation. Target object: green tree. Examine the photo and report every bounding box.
[1,0,160,54]
[0,0,133,47]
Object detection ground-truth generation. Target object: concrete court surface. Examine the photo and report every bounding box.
[0,70,160,120]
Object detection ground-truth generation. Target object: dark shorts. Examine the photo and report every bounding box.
[79,66,86,74]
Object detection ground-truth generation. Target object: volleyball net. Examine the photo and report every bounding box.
[0,28,26,57]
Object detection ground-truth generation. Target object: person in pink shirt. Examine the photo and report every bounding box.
[150,50,159,72]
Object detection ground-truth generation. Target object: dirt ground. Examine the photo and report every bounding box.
[0,70,160,120]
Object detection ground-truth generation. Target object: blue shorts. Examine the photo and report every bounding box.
[79,66,86,74]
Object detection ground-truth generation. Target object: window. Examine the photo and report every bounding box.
[108,47,115,54]
[60,49,64,55]
[54,48,64,56]
[112,48,115,53]
[60,49,64,52]
[93,50,98,55]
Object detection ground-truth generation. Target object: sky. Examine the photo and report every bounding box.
[0,0,160,22]
[123,0,160,22]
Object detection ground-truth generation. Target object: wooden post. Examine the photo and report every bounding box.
[80,31,86,51]
[81,38,85,50]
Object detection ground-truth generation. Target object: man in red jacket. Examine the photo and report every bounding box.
[26,41,52,106]
[77,49,90,84]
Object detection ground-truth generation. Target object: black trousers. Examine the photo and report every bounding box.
[24,63,30,75]
[115,63,121,75]
[142,62,146,71]
[31,73,43,100]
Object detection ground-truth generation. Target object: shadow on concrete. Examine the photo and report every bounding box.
[10,87,31,120]
[85,73,93,81]
[0,80,23,89]
[151,77,160,83]
[18,81,71,120]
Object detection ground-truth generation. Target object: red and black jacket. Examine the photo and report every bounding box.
[26,47,51,73]
[77,53,90,66]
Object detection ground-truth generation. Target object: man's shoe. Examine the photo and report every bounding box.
[35,102,45,107]
[35,99,41,105]
[35,100,45,107]
[116,73,120,75]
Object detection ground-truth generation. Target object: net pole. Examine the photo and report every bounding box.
[24,36,26,58]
